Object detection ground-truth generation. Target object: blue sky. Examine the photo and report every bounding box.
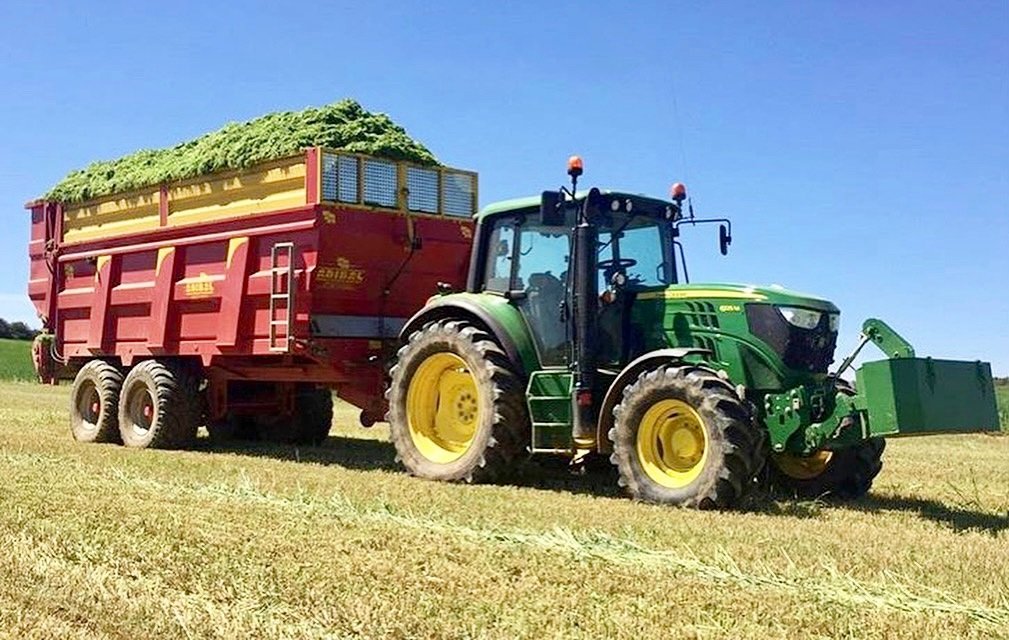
[1,1,1006,373]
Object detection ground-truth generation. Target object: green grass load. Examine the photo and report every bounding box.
[45,99,439,204]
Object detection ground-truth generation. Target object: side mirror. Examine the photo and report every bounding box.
[540,191,564,226]
[719,224,732,255]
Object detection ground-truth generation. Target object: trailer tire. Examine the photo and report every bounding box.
[387,319,529,483]
[118,360,200,449]
[767,438,886,500]
[609,364,765,509]
[290,385,334,446]
[70,360,123,443]
[206,415,258,444]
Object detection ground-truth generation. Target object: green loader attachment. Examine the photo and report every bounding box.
[853,319,1000,439]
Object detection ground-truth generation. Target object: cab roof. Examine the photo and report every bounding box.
[476,190,676,222]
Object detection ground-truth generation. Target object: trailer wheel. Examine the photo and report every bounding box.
[387,319,529,483]
[290,385,334,446]
[766,439,885,500]
[206,415,258,444]
[609,364,764,509]
[118,360,200,449]
[70,360,123,443]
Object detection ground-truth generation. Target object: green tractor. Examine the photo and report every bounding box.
[386,158,1000,508]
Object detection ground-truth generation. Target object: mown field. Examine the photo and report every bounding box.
[0,381,1007,639]
[0,338,34,381]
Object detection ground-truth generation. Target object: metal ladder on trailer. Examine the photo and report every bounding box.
[268,242,295,352]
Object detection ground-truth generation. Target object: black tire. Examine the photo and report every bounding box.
[609,364,765,509]
[206,414,258,444]
[766,439,886,500]
[118,360,200,449]
[765,379,885,500]
[290,385,334,446]
[70,360,123,443]
[387,319,529,483]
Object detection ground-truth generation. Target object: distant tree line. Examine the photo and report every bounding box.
[0,318,39,341]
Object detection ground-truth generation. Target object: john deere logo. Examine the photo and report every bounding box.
[317,257,365,289]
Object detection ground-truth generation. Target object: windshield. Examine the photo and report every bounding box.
[597,214,675,287]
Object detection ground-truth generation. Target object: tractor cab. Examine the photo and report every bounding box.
[467,188,681,368]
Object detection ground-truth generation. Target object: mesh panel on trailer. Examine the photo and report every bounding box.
[407,167,439,213]
[337,155,358,203]
[322,153,361,203]
[321,155,339,201]
[363,159,397,208]
[442,172,475,217]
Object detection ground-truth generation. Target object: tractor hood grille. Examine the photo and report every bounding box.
[745,303,838,373]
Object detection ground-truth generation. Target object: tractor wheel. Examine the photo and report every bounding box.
[70,360,123,443]
[387,319,529,483]
[765,379,885,500]
[289,385,334,446]
[118,360,200,449]
[609,364,765,509]
[766,439,885,500]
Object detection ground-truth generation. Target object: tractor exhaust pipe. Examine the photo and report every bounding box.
[571,187,601,450]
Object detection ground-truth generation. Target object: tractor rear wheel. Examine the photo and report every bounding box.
[387,319,529,483]
[118,360,200,449]
[766,439,885,500]
[70,360,123,443]
[609,364,764,509]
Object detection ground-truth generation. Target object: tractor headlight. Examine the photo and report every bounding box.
[828,313,840,332]
[778,306,822,330]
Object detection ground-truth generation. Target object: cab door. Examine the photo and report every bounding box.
[479,216,571,367]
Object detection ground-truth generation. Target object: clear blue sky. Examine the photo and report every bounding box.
[1,1,1006,373]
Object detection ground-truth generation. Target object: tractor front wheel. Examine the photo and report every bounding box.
[387,319,529,483]
[766,439,885,500]
[609,364,765,509]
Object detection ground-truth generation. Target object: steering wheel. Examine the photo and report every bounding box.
[597,258,637,271]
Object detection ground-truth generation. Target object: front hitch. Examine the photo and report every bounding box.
[824,319,998,448]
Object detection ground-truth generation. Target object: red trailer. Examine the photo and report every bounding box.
[27,148,478,447]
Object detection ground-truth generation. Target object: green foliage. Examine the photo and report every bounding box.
[45,99,440,203]
[0,339,35,381]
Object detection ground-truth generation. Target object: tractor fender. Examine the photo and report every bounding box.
[398,294,538,379]
[596,348,710,453]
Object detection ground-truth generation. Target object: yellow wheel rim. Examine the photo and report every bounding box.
[636,399,709,489]
[406,352,480,464]
[773,450,833,480]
